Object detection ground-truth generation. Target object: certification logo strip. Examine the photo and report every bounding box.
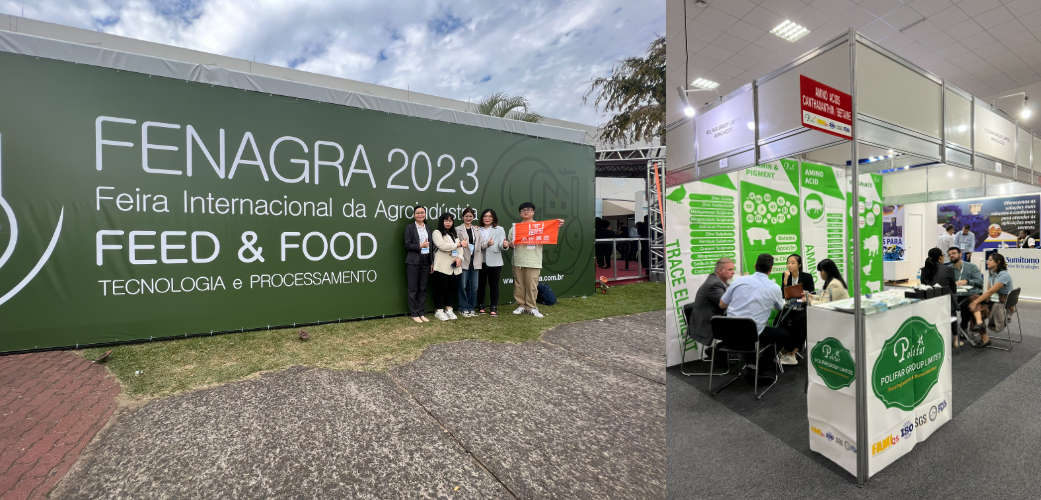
[810,337,855,390]
[872,316,945,411]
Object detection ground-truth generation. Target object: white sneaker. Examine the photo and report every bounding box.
[528,308,544,318]
[446,309,458,320]
[513,307,526,315]
[779,353,797,365]
[463,311,474,318]
[434,309,449,321]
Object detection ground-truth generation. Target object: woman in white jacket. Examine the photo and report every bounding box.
[476,209,508,317]
[430,213,465,321]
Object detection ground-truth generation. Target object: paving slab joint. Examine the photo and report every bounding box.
[386,371,520,500]
[538,339,665,387]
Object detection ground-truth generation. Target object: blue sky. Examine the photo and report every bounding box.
[2,0,664,125]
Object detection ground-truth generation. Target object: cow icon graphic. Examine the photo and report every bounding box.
[0,133,65,308]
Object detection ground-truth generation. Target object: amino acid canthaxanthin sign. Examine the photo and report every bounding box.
[0,51,594,352]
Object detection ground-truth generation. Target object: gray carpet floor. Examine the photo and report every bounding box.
[668,300,1041,498]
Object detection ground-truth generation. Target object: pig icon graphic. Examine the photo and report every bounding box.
[747,227,772,245]
[863,235,880,256]
[866,280,882,293]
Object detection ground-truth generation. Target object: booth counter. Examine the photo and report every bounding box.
[807,294,952,477]
[996,248,1041,300]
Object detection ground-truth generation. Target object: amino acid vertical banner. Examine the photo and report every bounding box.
[847,173,884,295]
[740,160,800,283]
[800,162,847,290]
[664,173,740,367]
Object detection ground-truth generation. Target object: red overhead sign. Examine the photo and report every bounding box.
[800,75,852,140]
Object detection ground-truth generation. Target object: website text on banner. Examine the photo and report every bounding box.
[800,75,852,140]
[513,220,560,245]
[0,51,594,353]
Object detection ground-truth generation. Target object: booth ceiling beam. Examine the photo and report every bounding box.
[595,146,665,178]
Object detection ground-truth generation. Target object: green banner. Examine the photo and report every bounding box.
[810,337,855,390]
[872,316,945,411]
[847,173,884,295]
[0,51,594,352]
[740,160,800,282]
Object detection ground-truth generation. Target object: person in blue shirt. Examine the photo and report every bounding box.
[954,224,976,262]
[968,252,1014,348]
[719,253,788,364]
[947,247,983,336]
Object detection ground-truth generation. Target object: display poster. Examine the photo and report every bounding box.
[739,160,801,284]
[664,174,741,367]
[936,194,1040,250]
[696,90,755,162]
[847,173,884,295]
[800,161,847,290]
[800,75,853,140]
[882,204,906,261]
[0,51,594,353]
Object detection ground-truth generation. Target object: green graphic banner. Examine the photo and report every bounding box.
[740,160,800,283]
[0,51,594,352]
[810,337,855,390]
[847,173,884,295]
[800,162,846,289]
[872,316,945,411]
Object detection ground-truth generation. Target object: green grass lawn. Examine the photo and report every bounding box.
[79,282,665,398]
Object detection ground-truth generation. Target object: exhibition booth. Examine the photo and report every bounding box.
[664,29,1041,484]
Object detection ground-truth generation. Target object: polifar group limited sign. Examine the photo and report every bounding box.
[0,51,594,352]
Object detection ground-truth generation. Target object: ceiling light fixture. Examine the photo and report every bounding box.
[993,91,1031,120]
[691,78,719,90]
[771,20,810,43]
[677,83,722,117]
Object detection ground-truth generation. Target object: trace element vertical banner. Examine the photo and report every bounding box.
[0,51,594,352]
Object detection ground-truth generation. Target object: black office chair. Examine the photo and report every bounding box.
[987,287,1021,351]
[679,303,729,377]
[709,316,778,400]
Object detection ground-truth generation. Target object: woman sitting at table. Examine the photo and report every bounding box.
[967,252,1014,348]
[809,259,848,304]
[777,254,816,366]
[921,247,960,346]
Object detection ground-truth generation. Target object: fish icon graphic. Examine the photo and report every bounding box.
[0,133,65,307]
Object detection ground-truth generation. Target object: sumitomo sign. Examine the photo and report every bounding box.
[0,50,594,352]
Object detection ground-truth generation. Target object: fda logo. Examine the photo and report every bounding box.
[929,405,938,422]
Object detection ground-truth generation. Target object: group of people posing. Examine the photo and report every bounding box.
[404,202,555,322]
[688,253,850,368]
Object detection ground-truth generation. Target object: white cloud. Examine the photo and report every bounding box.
[1,0,663,125]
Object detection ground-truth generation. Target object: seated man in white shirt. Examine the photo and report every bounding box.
[719,253,789,370]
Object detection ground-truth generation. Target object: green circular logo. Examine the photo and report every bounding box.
[810,337,855,390]
[872,316,945,411]
[804,192,825,222]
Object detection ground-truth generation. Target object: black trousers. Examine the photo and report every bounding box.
[778,309,807,352]
[430,271,459,310]
[405,263,429,317]
[476,265,502,308]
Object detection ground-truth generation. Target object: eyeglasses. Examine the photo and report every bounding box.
[521,208,534,213]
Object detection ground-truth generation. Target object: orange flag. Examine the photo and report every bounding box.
[514,220,560,245]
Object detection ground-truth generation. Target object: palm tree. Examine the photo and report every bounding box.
[585,35,665,146]
[473,92,543,123]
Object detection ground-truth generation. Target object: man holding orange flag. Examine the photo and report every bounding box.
[504,202,564,318]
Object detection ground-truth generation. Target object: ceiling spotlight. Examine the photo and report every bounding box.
[691,78,719,90]
[676,86,695,117]
[747,122,755,130]
[888,149,894,154]
[771,20,811,43]
[957,124,968,132]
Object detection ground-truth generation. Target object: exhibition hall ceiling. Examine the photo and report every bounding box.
[667,0,1041,124]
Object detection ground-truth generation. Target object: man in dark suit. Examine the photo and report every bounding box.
[687,258,736,351]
